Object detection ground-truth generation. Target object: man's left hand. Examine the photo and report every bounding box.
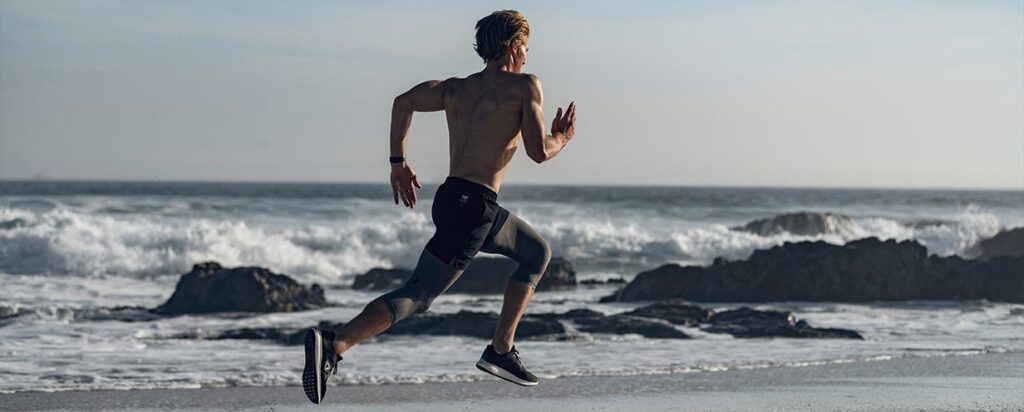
[390,163,422,208]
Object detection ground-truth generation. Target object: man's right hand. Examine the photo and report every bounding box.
[551,101,577,141]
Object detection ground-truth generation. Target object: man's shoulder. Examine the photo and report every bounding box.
[441,75,465,88]
[516,73,541,98]
[514,72,540,85]
[496,72,539,95]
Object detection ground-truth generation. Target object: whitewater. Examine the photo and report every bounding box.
[1,181,1022,392]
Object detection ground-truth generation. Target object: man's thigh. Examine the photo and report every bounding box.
[425,194,501,270]
[479,209,545,259]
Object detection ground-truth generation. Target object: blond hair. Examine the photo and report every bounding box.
[474,10,530,63]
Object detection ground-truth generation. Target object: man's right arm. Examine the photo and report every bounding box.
[520,75,576,164]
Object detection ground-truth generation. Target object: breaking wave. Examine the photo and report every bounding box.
[0,203,1007,283]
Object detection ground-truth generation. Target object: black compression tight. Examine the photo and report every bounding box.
[380,211,551,324]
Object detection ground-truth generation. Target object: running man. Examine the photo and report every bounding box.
[303,10,577,404]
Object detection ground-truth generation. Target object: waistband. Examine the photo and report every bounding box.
[441,176,497,203]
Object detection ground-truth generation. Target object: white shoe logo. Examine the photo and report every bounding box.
[459,194,469,203]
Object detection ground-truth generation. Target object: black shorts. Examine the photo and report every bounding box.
[381,176,551,322]
[424,176,510,270]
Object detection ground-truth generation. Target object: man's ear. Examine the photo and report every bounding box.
[506,44,516,65]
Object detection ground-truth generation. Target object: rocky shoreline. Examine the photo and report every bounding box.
[175,300,863,343]
[6,222,1015,346]
[600,237,1024,303]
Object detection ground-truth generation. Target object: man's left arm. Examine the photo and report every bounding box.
[389,79,449,208]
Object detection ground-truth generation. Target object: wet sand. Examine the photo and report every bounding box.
[3,351,1022,411]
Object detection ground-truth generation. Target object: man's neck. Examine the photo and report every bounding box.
[483,59,514,73]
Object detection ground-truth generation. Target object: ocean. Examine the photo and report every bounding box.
[1,180,1022,393]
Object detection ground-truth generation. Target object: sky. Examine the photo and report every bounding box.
[0,0,1021,189]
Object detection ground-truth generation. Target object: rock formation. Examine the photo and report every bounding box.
[601,238,1024,303]
[156,262,327,314]
[732,212,855,236]
[976,228,1024,260]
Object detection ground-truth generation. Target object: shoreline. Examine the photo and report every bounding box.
[3,350,1022,412]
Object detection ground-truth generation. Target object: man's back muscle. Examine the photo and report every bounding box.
[443,71,530,192]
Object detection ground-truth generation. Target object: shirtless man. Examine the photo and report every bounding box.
[302,10,576,404]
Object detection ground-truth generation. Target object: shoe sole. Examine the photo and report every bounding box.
[475,359,539,386]
[302,328,323,404]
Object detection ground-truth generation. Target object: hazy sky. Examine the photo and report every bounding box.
[1,1,1021,189]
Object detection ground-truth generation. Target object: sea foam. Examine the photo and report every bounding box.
[0,202,1008,283]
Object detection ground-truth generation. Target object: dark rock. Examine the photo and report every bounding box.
[527,307,687,338]
[702,307,862,339]
[710,307,793,325]
[581,277,626,285]
[523,308,603,325]
[572,314,689,339]
[621,301,712,326]
[156,262,328,314]
[351,268,408,290]
[791,320,865,339]
[604,238,1024,303]
[74,306,162,322]
[351,256,577,294]
[977,228,1024,260]
[733,212,855,236]
[553,308,605,320]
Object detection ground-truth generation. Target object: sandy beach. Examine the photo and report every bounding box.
[3,350,1022,412]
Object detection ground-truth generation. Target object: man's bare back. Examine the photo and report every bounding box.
[388,40,576,205]
[444,70,529,192]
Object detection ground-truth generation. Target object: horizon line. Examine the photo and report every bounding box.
[0,177,1021,193]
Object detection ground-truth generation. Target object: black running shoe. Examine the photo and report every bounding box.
[476,344,539,386]
[302,328,341,404]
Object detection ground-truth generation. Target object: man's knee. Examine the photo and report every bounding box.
[538,240,553,281]
[380,288,437,323]
[371,297,398,326]
[531,237,552,272]
[382,249,462,322]
[416,296,437,314]
[511,237,551,286]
